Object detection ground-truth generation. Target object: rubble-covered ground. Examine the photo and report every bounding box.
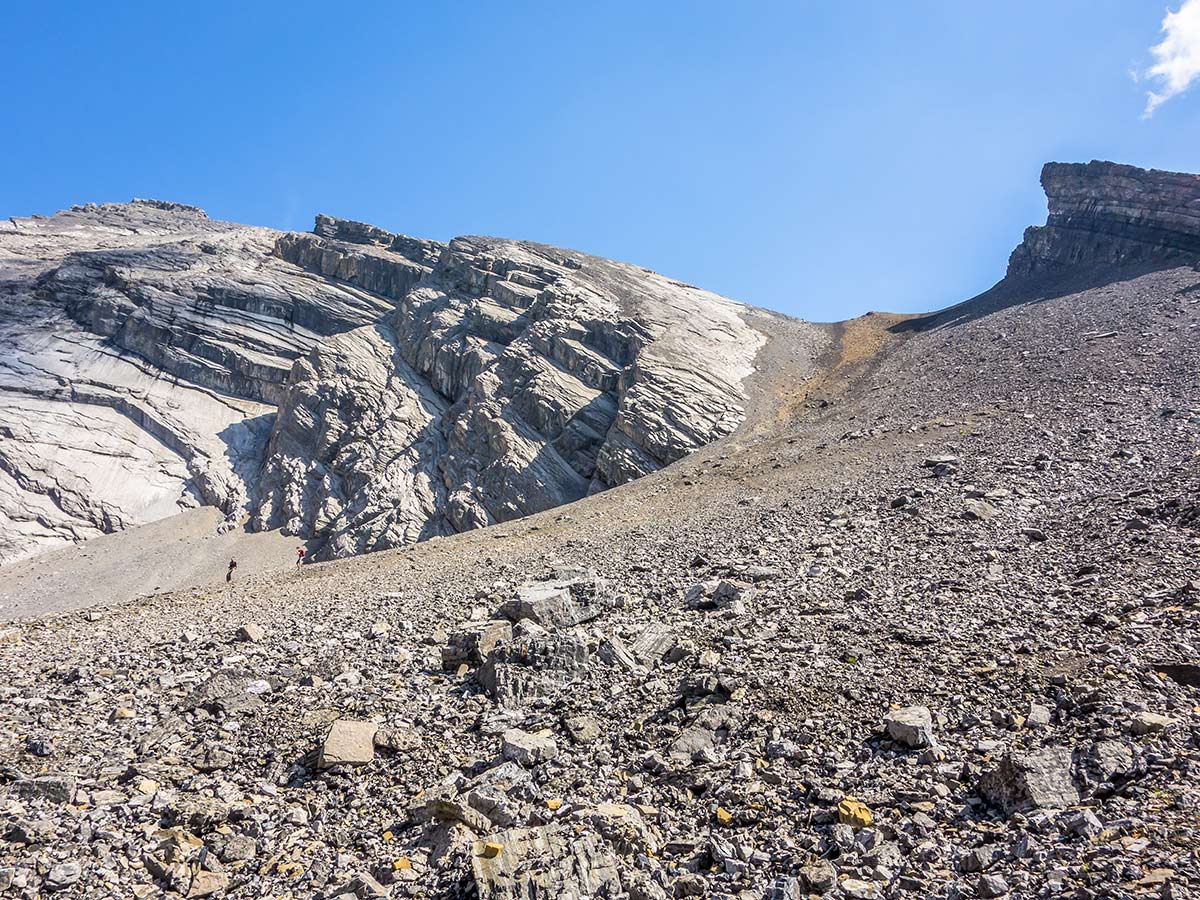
[1,261,1198,899]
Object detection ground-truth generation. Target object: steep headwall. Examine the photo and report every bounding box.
[1008,160,1200,276]
[0,202,766,563]
[255,226,764,557]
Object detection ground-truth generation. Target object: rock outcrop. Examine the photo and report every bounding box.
[1007,160,1200,276]
[257,225,763,556]
[0,201,764,563]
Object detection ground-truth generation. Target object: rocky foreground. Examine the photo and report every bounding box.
[0,161,1198,899]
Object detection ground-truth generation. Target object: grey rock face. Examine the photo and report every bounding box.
[470,823,621,900]
[0,202,765,562]
[1008,160,1200,276]
[978,747,1080,812]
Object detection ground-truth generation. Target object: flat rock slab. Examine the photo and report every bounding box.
[471,824,620,900]
[318,720,378,768]
[501,728,559,766]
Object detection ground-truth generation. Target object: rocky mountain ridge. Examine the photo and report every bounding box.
[0,204,764,563]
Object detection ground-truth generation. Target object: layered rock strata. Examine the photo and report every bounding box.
[0,201,764,562]
[256,226,763,556]
[1008,160,1200,276]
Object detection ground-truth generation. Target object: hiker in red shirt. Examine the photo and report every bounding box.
[296,546,306,566]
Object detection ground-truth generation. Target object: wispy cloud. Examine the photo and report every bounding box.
[1144,0,1200,116]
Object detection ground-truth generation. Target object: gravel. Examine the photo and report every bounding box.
[1,262,1198,897]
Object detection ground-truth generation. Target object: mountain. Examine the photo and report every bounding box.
[0,204,769,565]
[0,161,1197,900]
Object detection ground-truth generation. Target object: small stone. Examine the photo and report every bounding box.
[500,728,559,766]
[1085,740,1135,783]
[922,455,960,470]
[1130,712,1173,735]
[219,835,257,863]
[45,862,82,892]
[715,806,733,826]
[841,878,881,899]
[1025,703,1052,729]
[187,871,230,898]
[673,873,707,897]
[837,797,873,828]
[979,747,1079,812]
[960,847,992,873]
[197,748,234,772]
[236,624,265,642]
[962,500,997,521]
[977,874,1009,898]
[564,714,603,744]
[286,806,309,826]
[341,871,388,899]
[318,720,378,768]
[478,841,503,859]
[1059,808,1104,839]
[798,860,837,891]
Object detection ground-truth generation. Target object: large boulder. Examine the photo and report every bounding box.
[883,706,937,749]
[978,747,1080,812]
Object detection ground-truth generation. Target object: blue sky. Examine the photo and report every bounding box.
[3,1,1198,321]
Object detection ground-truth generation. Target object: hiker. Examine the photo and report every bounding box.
[226,558,237,582]
[296,546,306,566]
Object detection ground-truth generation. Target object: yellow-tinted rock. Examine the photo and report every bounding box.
[393,857,411,870]
[837,797,873,828]
[715,806,734,826]
[547,798,563,811]
[479,841,503,859]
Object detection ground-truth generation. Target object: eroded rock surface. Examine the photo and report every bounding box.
[1008,160,1200,276]
[0,202,764,562]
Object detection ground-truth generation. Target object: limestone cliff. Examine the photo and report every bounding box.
[1008,160,1200,276]
[0,201,764,563]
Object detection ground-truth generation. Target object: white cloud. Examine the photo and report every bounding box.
[1144,0,1200,116]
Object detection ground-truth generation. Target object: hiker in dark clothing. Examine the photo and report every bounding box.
[226,558,237,582]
